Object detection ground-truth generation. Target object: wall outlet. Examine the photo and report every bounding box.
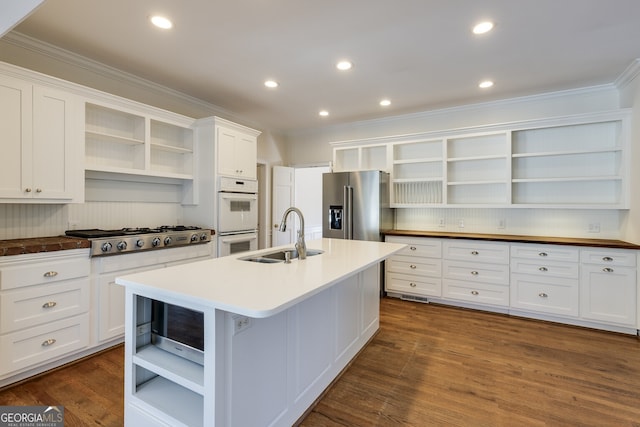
[458,219,465,228]
[438,218,445,228]
[233,315,252,335]
[497,219,506,229]
[588,222,601,233]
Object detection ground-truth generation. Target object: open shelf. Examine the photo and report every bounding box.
[134,345,204,395]
[134,375,203,427]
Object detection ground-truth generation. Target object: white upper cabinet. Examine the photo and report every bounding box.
[331,110,630,209]
[215,119,260,179]
[0,74,82,203]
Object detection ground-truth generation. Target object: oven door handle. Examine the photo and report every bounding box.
[220,234,257,243]
[219,193,257,201]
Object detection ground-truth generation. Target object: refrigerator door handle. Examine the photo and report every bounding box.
[345,185,354,240]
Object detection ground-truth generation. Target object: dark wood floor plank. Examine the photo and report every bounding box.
[2,298,639,426]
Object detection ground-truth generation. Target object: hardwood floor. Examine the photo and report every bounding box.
[1,298,639,426]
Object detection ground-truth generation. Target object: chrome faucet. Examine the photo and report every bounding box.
[279,207,306,260]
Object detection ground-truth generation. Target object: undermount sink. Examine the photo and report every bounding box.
[240,248,324,263]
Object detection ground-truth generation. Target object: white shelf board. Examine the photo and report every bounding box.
[447,154,507,162]
[86,130,144,146]
[393,157,443,165]
[134,345,204,395]
[151,143,193,154]
[393,178,443,183]
[134,376,203,427]
[512,148,622,158]
[447,180,508,186]
[85,165,194,181]
[512,176,622,183]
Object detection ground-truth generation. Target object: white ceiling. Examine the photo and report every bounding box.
[13,0,640,132]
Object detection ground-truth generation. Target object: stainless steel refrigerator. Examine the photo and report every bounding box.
[322,171,393,241]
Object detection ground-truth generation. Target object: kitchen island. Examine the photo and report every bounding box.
[116,238,405,427]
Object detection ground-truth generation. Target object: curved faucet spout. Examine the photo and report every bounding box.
[279,207,306,259]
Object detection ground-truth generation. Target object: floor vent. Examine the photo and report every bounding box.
[400,294,430,304]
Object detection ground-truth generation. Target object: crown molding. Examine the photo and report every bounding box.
[2,31,265,130]
[615,58,640,90]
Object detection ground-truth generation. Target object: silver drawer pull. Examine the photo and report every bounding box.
[471,251,479,255]
[603,267,614,273]
[410,264,417,269]
[539,293,548,298]
[602,256,613,262]
[43,271,58,278]
[471,290,479,295]
[409,246,417,251]
[539,267,548,272]
[42,301,57,309]
[409,282,417,288]
[42,338,56,347]
[539,252,548,257]
[471,271,479,275]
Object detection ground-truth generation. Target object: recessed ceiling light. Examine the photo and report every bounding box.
[479,80,494,89]
[379,99,391,107]
[264,80,279,88]
[319,110,329,117]
[472,21,494,35]
[150,15,173,29]
[336,61,353,71]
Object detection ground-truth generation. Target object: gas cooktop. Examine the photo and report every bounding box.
[65,226,211,256]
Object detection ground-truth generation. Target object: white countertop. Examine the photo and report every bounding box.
[116,238,406,318]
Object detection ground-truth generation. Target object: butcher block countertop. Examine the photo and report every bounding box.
[384,230,640,250]
[0,236,90,256]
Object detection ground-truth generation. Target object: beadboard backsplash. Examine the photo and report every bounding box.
[395,208,623,239]
[0,202,184,240]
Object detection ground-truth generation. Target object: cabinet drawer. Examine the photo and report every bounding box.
[442,279,509,307]
[386,272,441,297]
[386,256,441,277]
[442,260,509,285]
[0,313,90,376]
[443,240,509,264]
[0,257,89,290]
[510,258,578,279]
[0,278,90,333]
[511,244,579,262]
[580,249,636,267]
[385,236,441,258]
[510,273,579,317]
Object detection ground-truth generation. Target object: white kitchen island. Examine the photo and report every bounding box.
[116,238,405,427]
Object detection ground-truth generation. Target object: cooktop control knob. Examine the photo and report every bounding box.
[200,233,208,241]
[164,236,172,246]
[151,237,161,247]
[117,241,127,251]
[101,242,112,253]
[190,233,199,242]
[136,239,145,248]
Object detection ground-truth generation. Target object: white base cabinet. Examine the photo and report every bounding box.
[124,264,380,427]
[386,236,639,334]
[0,250,90,382]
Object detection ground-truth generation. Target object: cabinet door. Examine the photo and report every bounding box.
[0,75,32,198]
[235,133,257,179]
[580,265,636,326]
[32,86,79,200]
[97,273,126,342]
[216,126,256,179]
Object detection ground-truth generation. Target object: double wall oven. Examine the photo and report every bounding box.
[217,177,259,256]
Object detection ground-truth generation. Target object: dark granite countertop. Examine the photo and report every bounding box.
[384,230,640,250]
[0,236,91,256]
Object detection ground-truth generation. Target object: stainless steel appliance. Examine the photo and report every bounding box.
[322,171,393,241]
[65,226,211,256]
[218,177,259,256]
[151,301,204,365]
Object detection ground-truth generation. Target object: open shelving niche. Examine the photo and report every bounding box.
[84,102,197,204]
[330,110,630,209]
[128,294,209,427]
